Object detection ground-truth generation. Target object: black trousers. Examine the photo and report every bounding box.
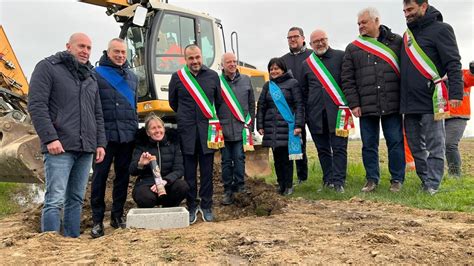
[90,141,134,223]
[183,138,214,210]
[310,114,348,186]
[132,179,189,208]
[273,146,294,191]
[295,130,308,181]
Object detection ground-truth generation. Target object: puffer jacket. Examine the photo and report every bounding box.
[28,51,106,153]
[341,25,402,116]
[129,128,184,186]
[217,71,255,141]
[400,5,463,114]
[256,71,304,148]
[301,47,345,134]
[95,52,138,143]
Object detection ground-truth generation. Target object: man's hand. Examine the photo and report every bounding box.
[351,107,362,118]
[258,129,264,136]
[294,128,302,136]
[449,99,462,108]
[96,147,106,163]
[47,140,65,155]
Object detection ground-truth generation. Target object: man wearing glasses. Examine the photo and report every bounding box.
[281,26,311,186]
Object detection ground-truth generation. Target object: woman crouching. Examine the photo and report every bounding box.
[129,114,189,207]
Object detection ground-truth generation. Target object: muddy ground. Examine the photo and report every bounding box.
[0,140,473,264]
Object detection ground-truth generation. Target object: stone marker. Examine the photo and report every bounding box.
[126,207,189,229]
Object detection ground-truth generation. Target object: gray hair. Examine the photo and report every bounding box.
[107,38,125,50]
[357,7,380,21]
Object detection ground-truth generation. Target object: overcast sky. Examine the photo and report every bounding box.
[1,0,473,136]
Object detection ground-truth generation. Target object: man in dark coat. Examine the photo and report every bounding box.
[281,26,311,185]
[300,29,348,193]
[28,33,106,238]
[341,8,405,193]
[169,44,221,223]
[90,38,139,238]
[400,0,463,194]
[218,52,255,205]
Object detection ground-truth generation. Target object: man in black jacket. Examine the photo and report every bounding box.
[401,0,463,195]
[341,7,405,193]
[281,26,311,185]
[169,44,221,223]
[90,38,139,238]
[301,29,348,193]
[28,33,106,238]
[218,52,255,205]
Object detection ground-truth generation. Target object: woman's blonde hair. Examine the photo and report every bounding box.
[144,112,165,130]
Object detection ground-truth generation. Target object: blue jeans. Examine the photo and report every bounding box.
[42,152,93,237]
[404,114,445,189]
[445,118,467,176]
[221,140,245,194]
[360,114,405,184]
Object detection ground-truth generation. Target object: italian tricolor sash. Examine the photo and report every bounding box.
[177,66,224,149]
[352,35,400,77]
[404,28,450,120]
[220,75,254,151]
[306,52,354,137]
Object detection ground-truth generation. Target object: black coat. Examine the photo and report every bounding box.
[282,47,313,84]
[400,5,463,114]
[217,71,255,141]
[301,48,345,134]
[28,51,106,153]
[95,52,138,143]
[168,65,221,155]
[129,128,184,186]
[341,25,402,116]
[256,72,304,148]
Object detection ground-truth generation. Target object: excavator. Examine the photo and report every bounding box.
[0,0,271,183]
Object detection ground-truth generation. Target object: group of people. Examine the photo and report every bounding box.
[27,0,471,239]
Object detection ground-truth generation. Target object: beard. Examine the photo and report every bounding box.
[315,47,328,56]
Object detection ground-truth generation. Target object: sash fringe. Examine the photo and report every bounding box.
[289,153,303,161]
[243,145,255,152]
[335,129,350,138]
[434,111,450,121]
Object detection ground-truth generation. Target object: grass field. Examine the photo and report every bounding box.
[266,138,474,212]
[0,183,20,217]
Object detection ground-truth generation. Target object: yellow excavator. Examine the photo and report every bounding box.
[0,0,271,183]
[0,26,43,183]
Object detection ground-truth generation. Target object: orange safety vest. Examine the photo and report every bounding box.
[449,69,473,119]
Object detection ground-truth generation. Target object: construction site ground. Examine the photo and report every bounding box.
[0,140,473,264]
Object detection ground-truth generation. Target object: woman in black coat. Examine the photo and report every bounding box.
[129,114,189,208]
[256,58,304,195]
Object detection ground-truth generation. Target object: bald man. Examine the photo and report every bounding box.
[300,29,348,193]
[217,52,255,205]
[28,33,106,238]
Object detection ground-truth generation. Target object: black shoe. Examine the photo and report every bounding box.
[110,216,126,229]
[90,222,104,238]
[221,192,234,205]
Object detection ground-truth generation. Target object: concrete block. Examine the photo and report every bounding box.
[126,207,189,230]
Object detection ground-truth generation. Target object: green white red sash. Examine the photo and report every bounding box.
[177,66,224,149]
[306,52,354,137]
[352,35,400,76]
[220,74,254,151]
[404,28,450,120]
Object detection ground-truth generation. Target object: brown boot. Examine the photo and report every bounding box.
[361,180,377,192]
[389,182,402,192]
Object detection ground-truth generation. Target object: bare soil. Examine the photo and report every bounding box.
[1,140,473,264]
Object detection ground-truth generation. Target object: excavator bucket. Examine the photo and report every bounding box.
[0,115,44,183]
[244,144,272,178]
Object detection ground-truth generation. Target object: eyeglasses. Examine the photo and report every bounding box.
[287,35,301,40]
[311,38,328,45]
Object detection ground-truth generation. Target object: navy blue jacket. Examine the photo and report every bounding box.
[301,48,345,134]
[168,65,221,155]
[28,51,106,153]
[129,128,184,186]
[257,72,304,148]
[400,6,463,114]
[95,52,138,143]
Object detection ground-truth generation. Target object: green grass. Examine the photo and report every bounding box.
[265,150,474,213]
[0,183,21,217]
